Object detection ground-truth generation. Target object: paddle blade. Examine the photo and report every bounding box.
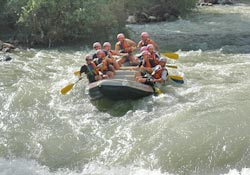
[162,52,179,60]
[74,71,80,76]
[166,64,177,69]
[154,87,162,95]
[168,75,184,84]
[61,83,74,95]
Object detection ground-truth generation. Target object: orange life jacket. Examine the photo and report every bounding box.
[140,39,153,47]
[144,60,151,68]
[119,39,132,53]
[152,67,166,79]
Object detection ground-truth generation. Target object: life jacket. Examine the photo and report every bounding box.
[94,57,110,72]
[94,58,102,66]
[80,62,99,83]
[149,52,159,66]
[143,60,152,68]
[152,66,167,79]
[119,39,132,53]
[140,39,153,47]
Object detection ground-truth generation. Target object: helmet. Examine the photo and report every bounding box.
[140,46,148,52]
[117,33,125,39]
[159,57,167,62]
[96,49,105,57]
[147,44,154,49]
[96,49,103,55]
[141,50,150,55]
[141,32,149,38]
[103,42,111,47]
[93,42,101,48]
[85,54,93,61]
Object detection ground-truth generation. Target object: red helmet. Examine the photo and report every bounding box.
[93,42,101,48]
[117,33,125,39]
[141,32,149,38]
[103,42,111,47]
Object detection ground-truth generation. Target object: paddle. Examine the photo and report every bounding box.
[168,75,184,84]
[74,71,80,76]
[166,64,177,69]
[60,78,82,95]
[154,87,162,95]
[161,52,179,60]
[119,67,184,84]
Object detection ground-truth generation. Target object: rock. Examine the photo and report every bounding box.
[198,0,233,6]
[148,16,157,22]
[135,12,150,23]
[0,55,12,62]
[204,0,219,4]
[0,41,15,52]
[218,0,233,5]
[198,2,213,6]
[132,4,180,23]
[126,15,136,24]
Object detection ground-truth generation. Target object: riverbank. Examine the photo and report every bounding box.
[127,1,250,52]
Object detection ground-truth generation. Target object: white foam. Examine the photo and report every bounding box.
[0,158,173,175]
[222,168,250,175]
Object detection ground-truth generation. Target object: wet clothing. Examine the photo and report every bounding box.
[115,39,136,53]
[151,65,168,81]
[137,38,159,51]
[80,63,99,83]
[149,52,160,67]
[92,50,108,59]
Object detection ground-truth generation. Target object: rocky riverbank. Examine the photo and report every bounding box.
[127,1,250,52]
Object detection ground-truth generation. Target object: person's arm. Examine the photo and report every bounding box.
[126,39,137,52]
[114,42,120,51]
[150,40,160,52]
[126,38,136,47]
[101,59,108,71]
[110,50,128,57]
[137,40,142,48]
[150,69,167,83]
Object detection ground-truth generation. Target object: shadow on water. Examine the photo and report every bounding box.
[90,98,136,117]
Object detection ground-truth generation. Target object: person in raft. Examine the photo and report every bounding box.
[92,42,108,59]
[147,44,160,67]
[136,57,168,85]
[137,32,160,52]
[134,50,155,79]
[102,42,120,70]
[93,50,115,78]
[79,54,106,83]
[114,33,138,66]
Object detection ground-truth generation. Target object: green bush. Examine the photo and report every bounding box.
[0,0,197,46]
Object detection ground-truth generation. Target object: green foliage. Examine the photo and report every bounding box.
[0,0,197,46]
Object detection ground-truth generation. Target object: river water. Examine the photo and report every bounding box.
[1,2,250,175]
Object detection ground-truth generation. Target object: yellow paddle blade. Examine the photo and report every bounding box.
[168,75,184,84]
[169,75,183,80]
[74,71,80,76]
[161,52,179,60]
[61,83,74,95]
[155,87,162,95]
[166,64,177,69]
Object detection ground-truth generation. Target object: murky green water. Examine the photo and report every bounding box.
[1,2,250,175]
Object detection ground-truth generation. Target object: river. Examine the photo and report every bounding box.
[1,2,250,175]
